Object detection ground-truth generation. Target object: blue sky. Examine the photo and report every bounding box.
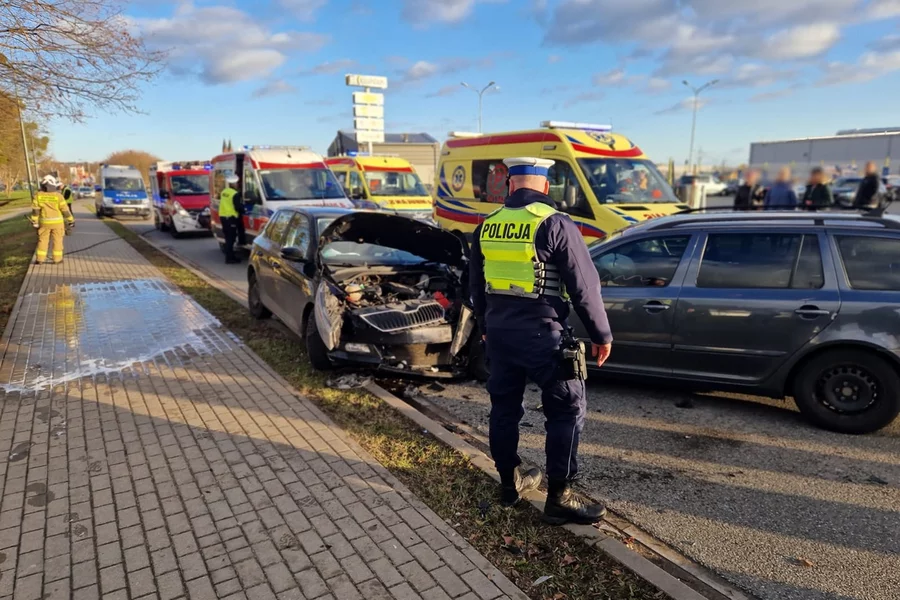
[51,0,900,167]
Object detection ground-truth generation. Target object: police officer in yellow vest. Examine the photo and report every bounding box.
[470,157,613,524]
[219,174,243,264]
[62,182,74,209]
[30,175,75,264]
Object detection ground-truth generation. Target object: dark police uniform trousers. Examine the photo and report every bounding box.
[221,217,240,261]
[486,326,587,482]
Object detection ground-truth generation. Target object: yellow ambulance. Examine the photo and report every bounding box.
[433,121,688,242]
[326,154,433,220]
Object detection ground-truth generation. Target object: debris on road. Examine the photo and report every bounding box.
[326,373,372,389]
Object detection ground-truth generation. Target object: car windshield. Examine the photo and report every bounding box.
[79,187,91,192]
[364,170,428,197]
[836,177,862,187]
[316,218,430,266]
[104,177,144,191]
[170,174,209,195]
[579,158,678,204]
[260,168,345,201]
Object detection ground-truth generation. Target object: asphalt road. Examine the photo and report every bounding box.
[112,200,900,600]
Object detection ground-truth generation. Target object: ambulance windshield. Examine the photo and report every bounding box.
[578,159,677,204]
[259,168,346,201]
[364,171,428,197]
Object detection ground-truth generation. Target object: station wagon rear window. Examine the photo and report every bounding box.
[836,236,900,291]
[697,234,824,289]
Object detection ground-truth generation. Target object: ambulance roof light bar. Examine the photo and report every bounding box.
[541,121,612,132]
[241,145,311,152]
[448,131,483,139]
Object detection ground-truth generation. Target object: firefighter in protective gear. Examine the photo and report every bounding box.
[470,157,613,524]
[219,174,242,264]
[31,175,75,264]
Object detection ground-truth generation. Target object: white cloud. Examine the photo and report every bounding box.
[135,5,329,84]
[548,54,562,63]
[757,23,841,60]
[871,33,900,51]
[426,84,462,97]
[302,59,358,75]
[277,0,329,21]
[396,56,495,86]
[541,0,895,90]
[865,0,900,20]
[402,0,506,25]
[562,90,605,108]
[655,97,709,116]
[817,49,900,86]
[253,79,296,98]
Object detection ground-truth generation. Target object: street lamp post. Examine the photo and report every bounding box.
[461,81,498,133]
[682,79,718,175]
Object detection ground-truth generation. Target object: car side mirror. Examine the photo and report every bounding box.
[351,187,365,200]
[564,184,577,209]
[280,246,306,262]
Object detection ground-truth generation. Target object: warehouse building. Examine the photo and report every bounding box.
[749,128,900,176]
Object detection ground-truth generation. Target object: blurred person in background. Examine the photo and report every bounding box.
[734,169,766,210]
[853,161,883,210]
[764,167,798,210]
[801,167,834,211]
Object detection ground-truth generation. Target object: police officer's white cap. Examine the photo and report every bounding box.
[225,174,239,184]
[503,157,555,177]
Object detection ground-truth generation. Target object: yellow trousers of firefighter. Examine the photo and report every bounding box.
[37,224,65,264]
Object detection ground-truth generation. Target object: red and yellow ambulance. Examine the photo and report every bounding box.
[325,154,433,220]
[433,121,688,243]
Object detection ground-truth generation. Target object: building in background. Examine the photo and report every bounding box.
[327,132,440,190]
[750,128,900,178]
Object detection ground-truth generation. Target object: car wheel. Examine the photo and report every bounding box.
[247,272,271,320]
[305,311,333,371]
[793,349,900,434]
[467,335,489,382]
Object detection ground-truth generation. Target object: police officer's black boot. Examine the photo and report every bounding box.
[543,479,606,525]
[499,466,542,507]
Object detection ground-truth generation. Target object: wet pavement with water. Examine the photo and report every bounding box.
[0,206,526,600]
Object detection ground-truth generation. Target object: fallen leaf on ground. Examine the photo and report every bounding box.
[532,575,554,587]
[560,554,578,566]
[792,557,815,567]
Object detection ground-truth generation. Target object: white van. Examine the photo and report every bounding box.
[95,165,151,218]
[209,145,353,250]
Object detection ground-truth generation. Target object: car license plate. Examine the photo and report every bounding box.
[122,207,136,213]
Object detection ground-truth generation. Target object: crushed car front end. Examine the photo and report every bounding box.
[313,213,478,378]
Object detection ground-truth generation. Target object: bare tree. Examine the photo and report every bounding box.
[0,0,164,121]
[104,149,159,185]
[0,91,46,193]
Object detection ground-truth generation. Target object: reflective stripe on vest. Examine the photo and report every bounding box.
[479,202,566,299]
[219,188,239,218]
[33,192,69,225]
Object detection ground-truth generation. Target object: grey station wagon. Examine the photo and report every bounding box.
[579,211,900,434]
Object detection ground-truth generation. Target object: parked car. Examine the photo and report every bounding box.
[832,176,863,208]
[677,174,728,197]
[247,207,483,378]
[580,211,900,434]
[77,186,94,198]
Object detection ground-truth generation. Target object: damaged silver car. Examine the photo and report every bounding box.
[248,206,484,378]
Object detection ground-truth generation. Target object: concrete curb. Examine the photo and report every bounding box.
[124,228,753,600]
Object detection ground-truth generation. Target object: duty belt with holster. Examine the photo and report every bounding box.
[558,327,588,381]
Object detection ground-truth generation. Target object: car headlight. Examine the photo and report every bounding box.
[102,196,113,205]
[202,207,210,215]
[173,201,189,216]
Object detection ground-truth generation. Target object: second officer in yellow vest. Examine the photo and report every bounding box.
[219,174,243,264]
[31,175,75,264]
[470,157,613,524]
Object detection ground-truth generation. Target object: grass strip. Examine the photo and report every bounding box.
[103,218,668,600]
[0,216,37,337]
[0,191,33,214]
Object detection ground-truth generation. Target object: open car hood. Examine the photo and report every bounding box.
[318,212,467,268]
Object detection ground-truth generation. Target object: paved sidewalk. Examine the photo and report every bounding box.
[0,207,528,600]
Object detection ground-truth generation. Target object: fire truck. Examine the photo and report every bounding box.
[149,161,214,237]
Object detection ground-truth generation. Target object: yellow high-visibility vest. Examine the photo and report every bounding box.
[219,188,239,218]
[479,202,566,299]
